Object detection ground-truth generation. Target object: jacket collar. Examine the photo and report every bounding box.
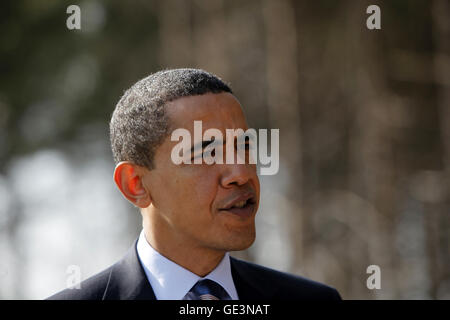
[102,240,156,300]
[230,257,274,300]
[102,239,271,300]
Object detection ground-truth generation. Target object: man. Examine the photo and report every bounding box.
[48,68,341,300]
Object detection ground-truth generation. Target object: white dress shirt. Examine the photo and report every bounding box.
[136,229,239,300]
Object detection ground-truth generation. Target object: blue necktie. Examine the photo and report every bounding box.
[183,279,232,300]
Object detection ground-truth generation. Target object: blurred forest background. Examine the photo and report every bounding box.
[0,0,449,299]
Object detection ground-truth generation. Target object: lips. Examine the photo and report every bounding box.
[218,192,257,218]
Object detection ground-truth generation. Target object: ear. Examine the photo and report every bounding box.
[113,162,152,208]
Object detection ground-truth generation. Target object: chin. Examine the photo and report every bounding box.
[234,237,256,251]
[225,229,256,251]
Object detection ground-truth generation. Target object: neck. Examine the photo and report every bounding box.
[141,208,226,277]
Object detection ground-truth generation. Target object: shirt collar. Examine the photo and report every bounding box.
[136,229,239,300]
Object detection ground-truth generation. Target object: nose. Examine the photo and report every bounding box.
[220,163,255,188]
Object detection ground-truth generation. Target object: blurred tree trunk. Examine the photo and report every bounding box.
[431,0,450,299]
[346,1,400,299]
[262,0,302,271]
[158,0,193,67]
[192,0,230,80]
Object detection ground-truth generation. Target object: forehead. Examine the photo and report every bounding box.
[166,92,248,132]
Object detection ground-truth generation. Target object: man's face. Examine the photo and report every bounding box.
[142,92,260,253]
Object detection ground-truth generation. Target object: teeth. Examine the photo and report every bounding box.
[233,200,247,208]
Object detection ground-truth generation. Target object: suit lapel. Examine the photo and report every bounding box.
[230,257,273,300]
[102,240,156,300]
[101,240,272,300]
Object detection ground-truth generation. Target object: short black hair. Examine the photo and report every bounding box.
[110,68,232,169]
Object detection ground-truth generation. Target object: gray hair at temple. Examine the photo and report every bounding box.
[109,68,232,169]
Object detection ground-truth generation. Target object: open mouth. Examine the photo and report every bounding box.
[218,193,256,217]
[226,198,255,209]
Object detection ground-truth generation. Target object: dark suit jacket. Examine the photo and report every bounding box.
[48,240,341,300]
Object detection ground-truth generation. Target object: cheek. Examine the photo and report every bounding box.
[186,169,219,207]
[167,167,220,212]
